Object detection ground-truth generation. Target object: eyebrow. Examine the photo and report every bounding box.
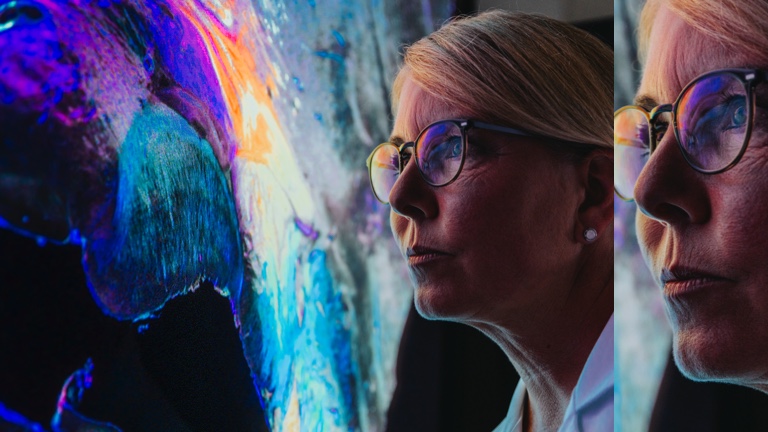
[634,95,658,111]
[389,135,405,145]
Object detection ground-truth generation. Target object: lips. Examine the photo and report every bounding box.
[405,245,451,266]
[660,266,733,296]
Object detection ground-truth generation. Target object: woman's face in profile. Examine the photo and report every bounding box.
[635,5,768,384]
[387,76,582,325]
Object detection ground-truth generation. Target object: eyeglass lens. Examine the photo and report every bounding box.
[369,121,464,204]
[416,121,464,186]
[677,73,749,170]
[369,144,400,204]
[614,72,750,201]
[614,108,650,200]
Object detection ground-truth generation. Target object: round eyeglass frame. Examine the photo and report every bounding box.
[614,68,766,202]
[367,119,599,205]
[366,119,520,204]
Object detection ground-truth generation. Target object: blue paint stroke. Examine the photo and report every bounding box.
[243,226,359,429]
[292,76,304,92]
[331,30,345,47]
[0,1,50,33]
[299,249,356,429]
[315,50,345,64]
[83,102,242,320]
[0,215,82,246]
[51,359,122,432]
[0,401,45,431]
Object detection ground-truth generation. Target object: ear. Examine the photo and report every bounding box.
[82,101,243,321]
[575,150,613,244]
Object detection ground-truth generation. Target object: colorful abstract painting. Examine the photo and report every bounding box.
[0,0,453,430]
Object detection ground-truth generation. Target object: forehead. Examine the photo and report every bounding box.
[637,5,754,105]
[391,76,467,142]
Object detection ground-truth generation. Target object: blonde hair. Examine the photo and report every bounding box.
[392,10,612,148]
[639,0,768,66]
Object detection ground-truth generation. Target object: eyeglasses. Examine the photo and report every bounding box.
[365,119,526,204]
[366,119,595,205]
[614,68,767,201]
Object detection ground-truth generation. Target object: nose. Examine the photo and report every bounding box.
[634,132,711,225]
[388,157,438,221]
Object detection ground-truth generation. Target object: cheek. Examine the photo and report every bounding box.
[711,188,768,269]
[455,179,567,264]
[635,212,665,273]
[711,160,768,241]
[389,211,409,245]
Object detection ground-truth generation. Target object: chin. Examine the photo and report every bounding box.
[672,325,768,386]
[413,283,473,322]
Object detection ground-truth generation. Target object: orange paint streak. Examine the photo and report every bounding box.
[175,3,278,164]
[236,115,272,164]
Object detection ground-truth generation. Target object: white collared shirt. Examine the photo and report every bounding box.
[493,314,614,432]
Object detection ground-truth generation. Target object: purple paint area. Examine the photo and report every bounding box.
[294,217,319,240]
[144,1,235,170]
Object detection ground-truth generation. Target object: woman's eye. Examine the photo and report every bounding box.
[729,103,747,129]
[448,137,462,158]
[704,96,747,132]
[429,136,462,159]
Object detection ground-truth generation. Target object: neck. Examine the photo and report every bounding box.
[473,243,613,431]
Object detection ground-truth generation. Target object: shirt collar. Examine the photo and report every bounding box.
[494,314,614,432]
[569,313,614,413]
[494,379,526,432]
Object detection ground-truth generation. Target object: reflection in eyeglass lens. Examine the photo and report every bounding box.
[614,108,650,200]
[417,121,463,185]
[371,144,400,203]
[677,73,748,170]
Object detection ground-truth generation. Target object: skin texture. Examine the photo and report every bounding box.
[388,75,614,431]
[635,5,768,391]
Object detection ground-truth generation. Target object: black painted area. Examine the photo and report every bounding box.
[650,351,768,432]
[386,303,519,432]
[0,229,267,431]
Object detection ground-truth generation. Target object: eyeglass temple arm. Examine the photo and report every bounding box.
[470,120,533,137]
[471,120,598,149]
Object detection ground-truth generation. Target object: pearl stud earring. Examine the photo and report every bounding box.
[584,228,597,242]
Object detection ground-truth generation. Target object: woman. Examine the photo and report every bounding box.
[366,11,614,431]
[614,0,768,394]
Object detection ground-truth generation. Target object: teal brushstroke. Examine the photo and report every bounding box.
[244,227,359,429]
[83,101,242,321]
